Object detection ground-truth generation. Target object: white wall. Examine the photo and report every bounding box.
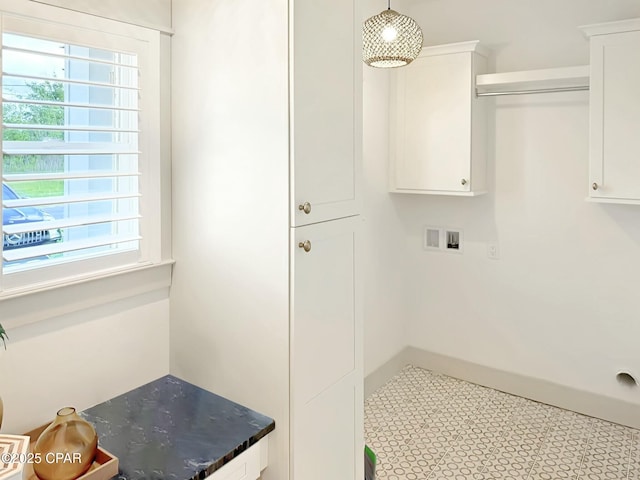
[1,292,170,434]
[361,17,411,376]
[0,0,172,435]
[170,2,290,480]
[369,0,640,404]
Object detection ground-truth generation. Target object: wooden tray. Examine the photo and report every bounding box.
[22,424,118,480]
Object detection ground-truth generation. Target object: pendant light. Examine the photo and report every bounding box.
[363,1,423,68]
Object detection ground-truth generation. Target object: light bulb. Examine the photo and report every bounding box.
[381,25,398,42]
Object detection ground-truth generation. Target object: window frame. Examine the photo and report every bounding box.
[0,0,166,301]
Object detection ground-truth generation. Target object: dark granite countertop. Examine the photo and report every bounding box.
[80,375,275,480]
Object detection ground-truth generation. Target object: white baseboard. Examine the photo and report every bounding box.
[365,346,640,429]
[364,347,412,397]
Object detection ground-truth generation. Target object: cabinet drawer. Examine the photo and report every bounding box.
[205,441,262,480]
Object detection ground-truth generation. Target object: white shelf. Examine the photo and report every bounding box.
[476,65,590,96]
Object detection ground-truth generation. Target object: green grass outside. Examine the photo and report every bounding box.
[3,154,65,198]
[7,180,64,198]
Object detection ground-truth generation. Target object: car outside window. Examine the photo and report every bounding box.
[2,182,61,257]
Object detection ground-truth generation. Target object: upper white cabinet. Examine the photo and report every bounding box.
[390,41,488,196]
[291,1,361,226]
[582,19,640,204]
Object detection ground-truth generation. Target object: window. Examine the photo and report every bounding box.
[0,8,161,294]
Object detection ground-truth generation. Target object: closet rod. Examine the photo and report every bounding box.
[476,85,589,97]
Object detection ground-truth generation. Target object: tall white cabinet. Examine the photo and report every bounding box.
[170,1,363,480]
[290,1,363,477]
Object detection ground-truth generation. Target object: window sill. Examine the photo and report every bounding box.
[0,260,174,329]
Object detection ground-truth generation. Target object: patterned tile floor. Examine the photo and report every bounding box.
[365,365,640,480]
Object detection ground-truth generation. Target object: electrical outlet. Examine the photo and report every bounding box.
[488,243,499,260]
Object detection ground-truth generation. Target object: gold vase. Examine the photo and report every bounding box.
[33,407,98,480]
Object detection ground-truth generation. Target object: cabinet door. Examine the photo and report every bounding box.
[290,216,363,480]
[390,43,487,196]
[291,0,362,226]
[589,30,640,202]
[392,51,472,193]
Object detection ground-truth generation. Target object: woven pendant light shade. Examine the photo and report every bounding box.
[363,8,423,68]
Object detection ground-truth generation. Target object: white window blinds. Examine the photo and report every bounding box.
[0,10,161,293]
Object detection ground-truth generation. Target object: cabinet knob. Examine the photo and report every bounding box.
[592,182,598,191]
[298,240,311,252]
[461,178,468,186]
[298,202,312,214]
